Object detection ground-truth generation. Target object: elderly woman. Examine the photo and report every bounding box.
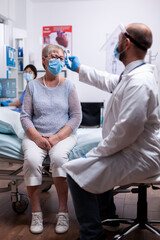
[20,44,82,234]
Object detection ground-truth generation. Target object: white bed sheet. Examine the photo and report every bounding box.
[69,128,102,160]
[0,133,23,160]
[0,128,102,161]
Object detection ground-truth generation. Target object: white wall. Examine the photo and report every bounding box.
[14,0,26,30]
[23,0,160,101]
[0,0,16,46]
[0,0,15,21]
[0,0,16,78]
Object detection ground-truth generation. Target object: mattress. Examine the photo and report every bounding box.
[0,133,23,160]
[69,128,102,160]
[0,128,102,161]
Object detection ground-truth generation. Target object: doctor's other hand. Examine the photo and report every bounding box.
[1,100,13,106]
[65,56,80,72]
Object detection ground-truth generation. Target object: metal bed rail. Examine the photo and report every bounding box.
[0,156,53,213]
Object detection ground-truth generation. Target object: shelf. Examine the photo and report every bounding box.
[18,90,24,93]
[15,37,28,99]
[8,66,17,70]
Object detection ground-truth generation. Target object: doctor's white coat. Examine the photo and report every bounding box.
[63,64,160,194]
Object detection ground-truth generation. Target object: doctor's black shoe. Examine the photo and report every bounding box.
[102,215,120,232]
[76,231,107,240]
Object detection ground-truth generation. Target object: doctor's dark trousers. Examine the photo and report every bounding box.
[67,174,116,239]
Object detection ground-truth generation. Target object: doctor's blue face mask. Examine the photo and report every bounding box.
[114,38,127,60]
[23,73,33,82]
[114,44,120,60]
[48,59,64,76]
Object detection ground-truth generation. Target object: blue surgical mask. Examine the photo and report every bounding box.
[114,44,120,60]
[23,73,33,82]
[48,59,64,76]
[114,40,127,60]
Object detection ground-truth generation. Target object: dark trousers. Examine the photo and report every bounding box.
[97,189,116,221]
[67,175,116,240]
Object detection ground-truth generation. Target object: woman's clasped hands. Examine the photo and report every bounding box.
[42,134,60,148]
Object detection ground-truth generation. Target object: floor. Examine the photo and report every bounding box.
[0,162,160,240]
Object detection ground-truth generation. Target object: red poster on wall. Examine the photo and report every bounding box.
[43,25,72,53]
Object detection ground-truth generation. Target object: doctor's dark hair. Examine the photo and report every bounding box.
[126,23,153,52]
[24,64,37,79]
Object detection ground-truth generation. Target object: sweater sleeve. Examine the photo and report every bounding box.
[20,85,34,132]
[66,85,82,131]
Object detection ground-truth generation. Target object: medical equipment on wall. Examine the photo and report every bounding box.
[0,78,16,99]
[146,50,158,64]
[144,51,159,108]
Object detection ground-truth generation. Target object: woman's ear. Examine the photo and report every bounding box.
[42,56,46,64]
[42,56,47,69]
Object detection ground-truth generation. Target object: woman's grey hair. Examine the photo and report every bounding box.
[42,44,64,69]
[42,44,64,57]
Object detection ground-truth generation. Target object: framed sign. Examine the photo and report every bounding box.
[6,46,16,68]
[43,25,72,53]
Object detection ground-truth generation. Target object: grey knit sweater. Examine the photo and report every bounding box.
[20,78,82,135]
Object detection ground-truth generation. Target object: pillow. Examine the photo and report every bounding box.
[0,108,25,139]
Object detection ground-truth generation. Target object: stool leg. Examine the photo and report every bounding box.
[113,223,139,240]
[137,184,147,224]
[145,223,160,236]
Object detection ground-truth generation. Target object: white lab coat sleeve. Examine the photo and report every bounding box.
[79,65,119,93]
[86,83,150,158]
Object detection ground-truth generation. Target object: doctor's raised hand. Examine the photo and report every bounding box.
[65,55,81,72]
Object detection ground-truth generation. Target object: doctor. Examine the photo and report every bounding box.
[63,22,160,240]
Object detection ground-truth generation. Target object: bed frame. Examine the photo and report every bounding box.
[0,156,53,213]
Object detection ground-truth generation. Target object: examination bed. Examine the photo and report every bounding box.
[0,103,103,213]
